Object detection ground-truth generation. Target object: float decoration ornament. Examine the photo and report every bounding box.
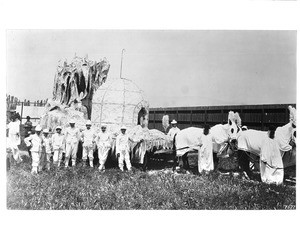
[288,105,296,126]
[40,55,171,164]
[162,115,170,133]
[40,55,110,131]
[91,77,149,133]
[52,55,110,107]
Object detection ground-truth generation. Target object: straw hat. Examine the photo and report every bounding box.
[35,125,42,131]
[43,128,49,133]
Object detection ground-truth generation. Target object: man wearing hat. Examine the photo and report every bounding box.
[116,125,132,171]
[167,119,180,141]
[51,126,65,167]
[96,124,112,171]
[24,125,43,174]
[81,120,96,167]
[42,128,52,170]
[64,119,81,167]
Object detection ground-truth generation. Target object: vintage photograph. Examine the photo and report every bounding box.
[6,30,296,210]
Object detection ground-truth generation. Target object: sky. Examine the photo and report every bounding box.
[6,30,296,108]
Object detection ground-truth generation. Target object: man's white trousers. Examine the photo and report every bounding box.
[82,145,94,166]
[65,142,78,166]
[98,146,110,170]
[118,151,131,171]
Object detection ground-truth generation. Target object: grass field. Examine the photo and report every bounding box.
[7,152,296,210]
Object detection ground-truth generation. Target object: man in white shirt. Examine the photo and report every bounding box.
[24,125,43,174]
[81,120,96,167]
[116,125,132,171]
[51,126,65,167]
[64,119,80,167]
[167,119,180,141]
[96,125,111,172]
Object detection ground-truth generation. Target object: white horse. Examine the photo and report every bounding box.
[173,111,242,170]
[237,105,296,179]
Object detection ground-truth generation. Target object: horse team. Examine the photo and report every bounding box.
[172,105,296,184]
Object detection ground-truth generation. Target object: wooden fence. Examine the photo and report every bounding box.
[6,96,47,124]
[148,104,296,132]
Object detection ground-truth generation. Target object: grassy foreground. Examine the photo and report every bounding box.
[7,156,296,210]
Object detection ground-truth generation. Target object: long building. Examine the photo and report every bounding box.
[148,104,296,132]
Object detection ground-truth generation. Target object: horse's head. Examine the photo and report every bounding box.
[288,105,296,128]
[227,111,242,150]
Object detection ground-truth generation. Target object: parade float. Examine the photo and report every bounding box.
[40,55,172,166]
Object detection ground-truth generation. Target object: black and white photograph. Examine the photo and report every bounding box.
[1,1,300,239]
[5,29,297,210]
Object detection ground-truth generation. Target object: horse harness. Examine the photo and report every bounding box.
[238,138,296,171]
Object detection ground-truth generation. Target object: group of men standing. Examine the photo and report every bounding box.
[7,114,136,174]
[23,119,113,174]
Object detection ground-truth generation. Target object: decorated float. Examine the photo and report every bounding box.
[40,55,172,168]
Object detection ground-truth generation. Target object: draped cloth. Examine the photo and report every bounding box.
[210,124,230,153]
[198,134,214,173]
[237,123,295,168]
[238,123,293,155]
[175,127,203,157]
[7,120,21,149]
[128,125,151,164]
[148,129,173,149]
[275,123,293,152]
[237,129,268,156]
[260,138,284,185]
[175,125,230,157]
[7,120,21,161]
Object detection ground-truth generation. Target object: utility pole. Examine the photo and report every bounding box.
[120,49,125,79]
